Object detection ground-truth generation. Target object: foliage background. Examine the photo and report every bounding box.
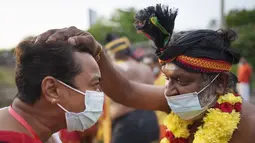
[0,7,255,107]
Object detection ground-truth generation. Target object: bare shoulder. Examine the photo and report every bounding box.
[137,61,153,72]
[244,103,255,133]
[129,60,154,83]
[114,61,129,72]
[230,102,255,143]
[0,107,9,121]
[241,102,255,125]
[0,107,16,130]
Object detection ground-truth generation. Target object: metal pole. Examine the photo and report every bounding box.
[220,0,225,28]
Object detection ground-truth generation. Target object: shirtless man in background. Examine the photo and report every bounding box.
[104,33,159,143]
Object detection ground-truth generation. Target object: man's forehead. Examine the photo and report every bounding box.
[162,63,203,80]
[76,52,101,82]
[161,63,197,78]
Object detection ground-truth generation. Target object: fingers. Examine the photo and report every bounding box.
[34,26,90,44]
[68,35,94,46]
[68,35,95,55]
[46,26,88,43]
[34,29,59,43]
[68,35,102,57]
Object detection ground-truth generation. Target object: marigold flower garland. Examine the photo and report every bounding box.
[161,93,242,143]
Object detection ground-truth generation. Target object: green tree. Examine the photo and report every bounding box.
[226,9,255,68]
[226,9,255,89]
[87,17,119,44]
[88,8,148,45]
[226,9,255,27]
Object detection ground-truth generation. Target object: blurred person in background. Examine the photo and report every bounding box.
[0,37,104,143]
[104,33,159,143]
[142,54,168,140]
[95,96,111,143]
[142,53,165,84]
[132,47,146,62]
[237,57,253,102]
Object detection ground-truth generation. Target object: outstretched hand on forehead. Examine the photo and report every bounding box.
[33,26,102,60]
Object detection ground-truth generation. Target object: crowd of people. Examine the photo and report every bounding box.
[0,3,254,143]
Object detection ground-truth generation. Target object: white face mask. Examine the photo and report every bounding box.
[57,80,104,132]
[165,74,219,120]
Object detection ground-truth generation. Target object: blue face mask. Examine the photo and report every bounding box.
[165,74,219,120]
[57,80,104,132]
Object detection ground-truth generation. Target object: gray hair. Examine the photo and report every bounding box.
[198,73,218,107]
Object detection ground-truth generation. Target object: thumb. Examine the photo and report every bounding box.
[68,35,94,46]
[68,35,99,56]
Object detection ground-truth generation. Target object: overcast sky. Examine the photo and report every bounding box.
[0,0,254,49]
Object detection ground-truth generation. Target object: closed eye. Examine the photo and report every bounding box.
[93,82,100,87]
[175,78,189,86]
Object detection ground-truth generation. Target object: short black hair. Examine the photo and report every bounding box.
[15,41,93,104]
[114,48,133,59]
[105,33,133,59]
[105,33,120,43]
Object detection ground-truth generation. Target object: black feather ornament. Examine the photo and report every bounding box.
[134,4,178,52]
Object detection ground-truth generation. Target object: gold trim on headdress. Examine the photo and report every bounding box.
[105,37,130,52]
[110,44,129,53]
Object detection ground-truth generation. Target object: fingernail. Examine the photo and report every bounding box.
[46,37,56,43]
[68,38,76,45]
[34,36,40,43]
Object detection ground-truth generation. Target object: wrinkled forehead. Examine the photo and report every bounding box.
[161,62,205,83]
[161,62,197,78]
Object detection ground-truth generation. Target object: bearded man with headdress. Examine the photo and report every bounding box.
[34,4,255,143]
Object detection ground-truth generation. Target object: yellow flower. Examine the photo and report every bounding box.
[164,112,192,138]
[193,109,240,143]
[217,93,242,104]
[160,138,170,143]
[161,93,242,143]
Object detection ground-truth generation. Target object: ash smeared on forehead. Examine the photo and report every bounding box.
[162,63,179,75]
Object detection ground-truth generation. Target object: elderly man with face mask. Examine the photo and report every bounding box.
[0,39,104,142]
[31,4,255,143]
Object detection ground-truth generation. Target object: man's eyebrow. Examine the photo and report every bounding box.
[90,74,101,82]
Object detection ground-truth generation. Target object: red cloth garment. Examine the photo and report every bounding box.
[238,63,252,83]
[59,129,80,143]
[0,131,42,143]
[59,124,98,143]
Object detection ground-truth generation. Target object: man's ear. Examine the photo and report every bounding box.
[41,76,61,104]
[215,73,229,95]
